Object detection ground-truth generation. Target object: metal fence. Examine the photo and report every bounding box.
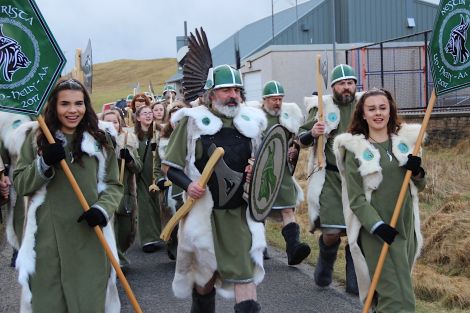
[345,30,470,112]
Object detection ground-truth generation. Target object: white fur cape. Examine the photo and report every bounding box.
[245,101,305,207]
[333,123,424,303]
[304,93,363,231]
[13,121,120,313]
[169,105,268,299]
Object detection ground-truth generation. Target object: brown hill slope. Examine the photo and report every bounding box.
[89,58,177,110]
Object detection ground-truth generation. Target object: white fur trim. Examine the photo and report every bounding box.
[171,106,223,136]
[278,102,303,134]
[233,106,267,139]
[98,120,118,138]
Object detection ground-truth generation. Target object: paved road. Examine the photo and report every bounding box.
[0,234,361,313]
[118,244,361,313]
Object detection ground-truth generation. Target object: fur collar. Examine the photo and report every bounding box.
[245,101,303,134]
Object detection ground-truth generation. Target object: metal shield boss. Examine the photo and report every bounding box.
[249,124,288,222]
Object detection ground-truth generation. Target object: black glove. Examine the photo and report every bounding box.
[42,143,66,166]
[119,148,133,163]
[404,154,425,177]
[373,223,399,245]
[77,207,107,227]
[150,142,157,151]
[157,179,169,190]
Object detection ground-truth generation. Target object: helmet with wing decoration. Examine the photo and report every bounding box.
[182,27,213,102]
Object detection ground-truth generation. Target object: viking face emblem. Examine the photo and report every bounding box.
[0,24,31,82]
[445,15,470,65]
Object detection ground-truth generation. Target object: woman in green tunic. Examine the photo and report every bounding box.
[334,88,426,313]
[102,110,142,268]
[13,79,122,313]
[134,105,162,252]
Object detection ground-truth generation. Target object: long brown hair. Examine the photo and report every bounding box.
[130,93,150,113]
[134,105,154,141]
[348,88,401,137]
[37,78,108,163]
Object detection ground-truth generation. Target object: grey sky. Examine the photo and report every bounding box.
[35,0,309,72]
[35,0,440,72]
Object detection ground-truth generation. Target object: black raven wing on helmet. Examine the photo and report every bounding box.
[182,28,213,102]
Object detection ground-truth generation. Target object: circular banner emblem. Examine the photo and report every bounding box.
[249,124,288,222]
[0,0,66,115]
[429,2,470,95]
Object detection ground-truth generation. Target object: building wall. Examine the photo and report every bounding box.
[401,114,470,147]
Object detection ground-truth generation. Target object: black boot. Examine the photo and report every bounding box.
[234,300,261,313]
[345,244,359,295]
[314,235,340,287]
[10,249,18,268]
[190,288,215,313]
[281,222,311,265]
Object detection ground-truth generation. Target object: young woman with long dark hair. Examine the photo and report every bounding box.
[13,79,122,313]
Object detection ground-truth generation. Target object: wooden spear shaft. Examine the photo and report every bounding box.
[119,131,128,184]
[37,116,143,313]
[361,90,436,313]
[315,55,326,169]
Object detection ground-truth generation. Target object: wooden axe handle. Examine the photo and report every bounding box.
[160,147,224,241]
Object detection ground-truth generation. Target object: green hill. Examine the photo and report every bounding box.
[88,58,177,111]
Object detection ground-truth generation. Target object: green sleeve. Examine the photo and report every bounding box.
[13,130,54,196]
[344,150,383,232]
[164,117,189,169]
[298,107,318,136]
[126,145,142,174]
[92,137,123,216]
[153,144,163,181]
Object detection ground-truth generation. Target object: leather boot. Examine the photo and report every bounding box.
[345,244,359,295]
[190,288,215,313]
[234,299,261,313]
[314,235,340,287]
[281,222,311,265]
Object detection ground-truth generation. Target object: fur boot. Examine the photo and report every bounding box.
[234,300,261,313]
[345,244,359,295]
[314,235,340,287]
[190,288,215,313]
[281,222,311,265]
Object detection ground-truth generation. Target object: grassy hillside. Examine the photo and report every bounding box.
[88,58,177,111]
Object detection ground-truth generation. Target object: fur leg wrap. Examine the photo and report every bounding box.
[281,222,311,266]
[234,299,261,313]
[190,288,215,313]
[345,244,359,295]
[314,235,340,287]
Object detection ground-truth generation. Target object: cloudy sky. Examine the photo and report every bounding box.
[35,0,310,72]
[35,0,440,73]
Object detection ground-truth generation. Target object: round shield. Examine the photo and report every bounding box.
[249,124,288,222]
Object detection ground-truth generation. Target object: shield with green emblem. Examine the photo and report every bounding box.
[249,124,288,222]
[0,0,66,115]
[429,0,470,95]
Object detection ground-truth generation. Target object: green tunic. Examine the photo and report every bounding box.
[136,135,161,247]
[165,113,255,282]
[114,132,142,266]
[344,141,425,313]
[264,113,297,209]
[13,130,122,313]
[299,99,356,229]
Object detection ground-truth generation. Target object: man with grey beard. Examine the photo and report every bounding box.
[162,64,267,313]
[298,64,363,295]
[257,80,311,266]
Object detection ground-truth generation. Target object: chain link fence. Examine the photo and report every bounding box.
[346,30,470,112]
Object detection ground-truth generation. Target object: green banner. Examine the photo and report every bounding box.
[429,0,470,95]
[0,0,66,115]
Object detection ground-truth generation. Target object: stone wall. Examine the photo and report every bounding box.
[401,113,470,147]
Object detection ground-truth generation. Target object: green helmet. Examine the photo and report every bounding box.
[163,85,176,95]
[204,64,243,90]
[330,64,357,87]
[126,94,133,102]
[262,80,285,98]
